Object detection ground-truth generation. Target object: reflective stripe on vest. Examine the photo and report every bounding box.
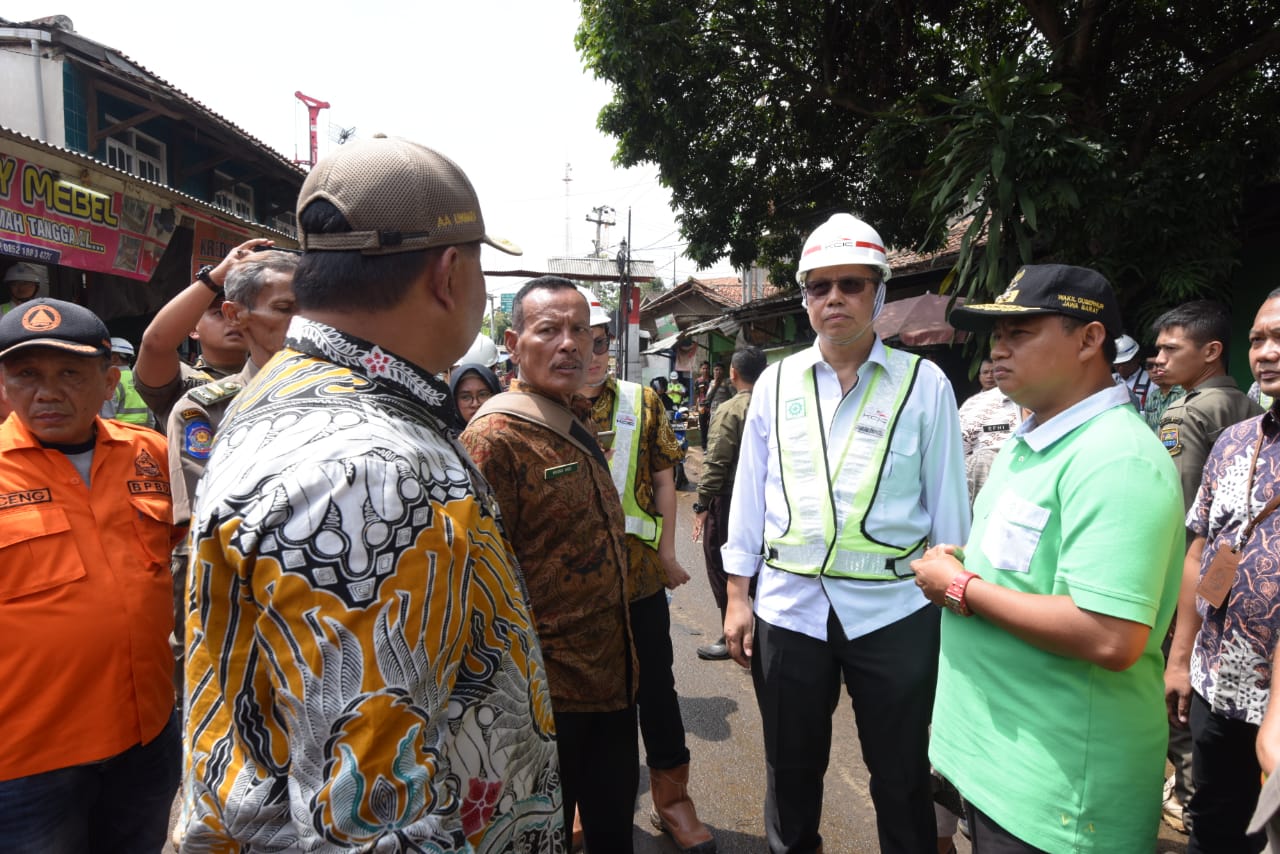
[114,369,154,427]
[766,347,923,580]
[608,380,662,547]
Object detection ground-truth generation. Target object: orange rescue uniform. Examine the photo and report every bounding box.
[0,415,180,781]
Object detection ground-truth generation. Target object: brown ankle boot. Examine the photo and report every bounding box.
[648,764,716,853]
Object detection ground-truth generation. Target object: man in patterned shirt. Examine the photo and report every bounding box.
[1166,288,1280,854]
[956,382,1024,504]
[180,137,562,852]
[463,278,639,853]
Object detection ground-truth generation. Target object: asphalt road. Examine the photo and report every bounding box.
[640,454,956,853]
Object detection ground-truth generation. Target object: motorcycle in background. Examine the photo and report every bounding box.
[670,404,690,489]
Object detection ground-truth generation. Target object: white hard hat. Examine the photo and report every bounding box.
[1114,334,1140,364]
[795,213,892,284]
[109,336,135,357]
[456,333,500,368]
[668,370,679,380]
[576,286,611,327]
[4,262,47,286]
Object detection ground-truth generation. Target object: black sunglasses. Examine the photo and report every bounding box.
[803,275,879,299]
[591,335,610,355]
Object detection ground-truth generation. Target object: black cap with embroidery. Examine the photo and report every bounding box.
[949,264,1123,338]
[0,298,111,361]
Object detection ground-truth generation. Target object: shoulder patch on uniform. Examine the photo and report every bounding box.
[189,380,243,407]
[1160,424,1181,456]
[134,448,163,478]
[184,419,215,460]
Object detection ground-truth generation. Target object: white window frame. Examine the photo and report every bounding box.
[270,211,297,237]
[214,171,255,222]
[103,116,167,184]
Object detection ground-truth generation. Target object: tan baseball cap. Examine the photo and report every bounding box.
[296,134,521,256]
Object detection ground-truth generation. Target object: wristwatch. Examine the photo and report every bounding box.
[943,571,979,617]
[692,501,707,513]
[196,264,221,292]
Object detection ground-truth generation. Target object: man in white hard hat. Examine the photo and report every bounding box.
[723,213,968,854]
[1114,333,1153,408]
[1,262,48,314]
[100,337,154,427]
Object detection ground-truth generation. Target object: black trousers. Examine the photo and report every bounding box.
[963,803,1049,854]
[632,589,691,768]
[555,706,638,854]
[753,605,940,854]
[1188,691,1266,854]
[701,494,732,614]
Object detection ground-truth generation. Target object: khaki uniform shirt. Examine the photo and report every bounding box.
[166,360,259,526]
[697,388,751,503]
[1159,375,1263,512]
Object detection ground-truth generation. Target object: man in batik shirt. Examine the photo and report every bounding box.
[1166,288,1280,854]
[181,137,561,853]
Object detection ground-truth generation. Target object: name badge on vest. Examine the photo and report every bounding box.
[544,461,580,480]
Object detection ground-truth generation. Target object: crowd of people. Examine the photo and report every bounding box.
[0,132,1278,854]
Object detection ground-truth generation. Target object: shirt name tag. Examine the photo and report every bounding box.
[0,487,51,509]
[982,424,1010,433]
[128,480,172,495]
[544,462,580,480]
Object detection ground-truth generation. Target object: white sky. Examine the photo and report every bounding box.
[6,0,737,290]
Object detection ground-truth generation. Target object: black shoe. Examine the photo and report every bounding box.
[697,637,730,660]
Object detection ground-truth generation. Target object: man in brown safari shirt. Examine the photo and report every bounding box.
[461,276,638,854]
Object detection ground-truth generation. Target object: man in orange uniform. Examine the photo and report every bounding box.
[0,298,181,854]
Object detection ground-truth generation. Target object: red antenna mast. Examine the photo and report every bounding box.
[294,91,331,168]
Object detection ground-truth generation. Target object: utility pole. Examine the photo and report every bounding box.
[586,205,616,257]
[563,163,573,256]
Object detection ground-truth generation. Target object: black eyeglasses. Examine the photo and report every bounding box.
[456,390,493,405]
[591,335,610,355]
[803,275,879,299]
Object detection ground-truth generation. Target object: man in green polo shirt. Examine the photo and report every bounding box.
[912,264,1184,852]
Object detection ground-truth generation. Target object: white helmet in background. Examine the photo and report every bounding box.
[456,333,500,368]
[796,213,890,319]
[1114,334,1140,364]
[109,337,135,358]
[577,285,612,327]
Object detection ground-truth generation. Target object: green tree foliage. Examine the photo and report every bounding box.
[577,1,1280,321]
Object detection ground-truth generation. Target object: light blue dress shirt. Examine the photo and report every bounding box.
[723,338,970,641]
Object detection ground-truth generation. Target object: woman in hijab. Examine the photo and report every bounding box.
[450,363,501,424]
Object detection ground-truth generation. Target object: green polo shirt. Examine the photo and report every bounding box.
[931,386,1183,852]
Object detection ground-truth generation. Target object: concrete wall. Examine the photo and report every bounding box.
[0,36,65,145]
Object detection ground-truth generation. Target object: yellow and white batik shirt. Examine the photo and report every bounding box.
[181,318,562,853]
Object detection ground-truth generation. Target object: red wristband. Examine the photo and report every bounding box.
[943,570,978,617]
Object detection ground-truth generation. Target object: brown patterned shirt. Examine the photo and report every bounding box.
[585,378,685,601]
[462,380,637,713]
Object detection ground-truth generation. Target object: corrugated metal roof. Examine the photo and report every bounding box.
[0,124,296,240]
[4,17,305,179]
[544,256,658,280]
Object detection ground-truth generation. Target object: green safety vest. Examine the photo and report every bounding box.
[112,368,155,428]
[765,346,924,580]
[608,380,662,548]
